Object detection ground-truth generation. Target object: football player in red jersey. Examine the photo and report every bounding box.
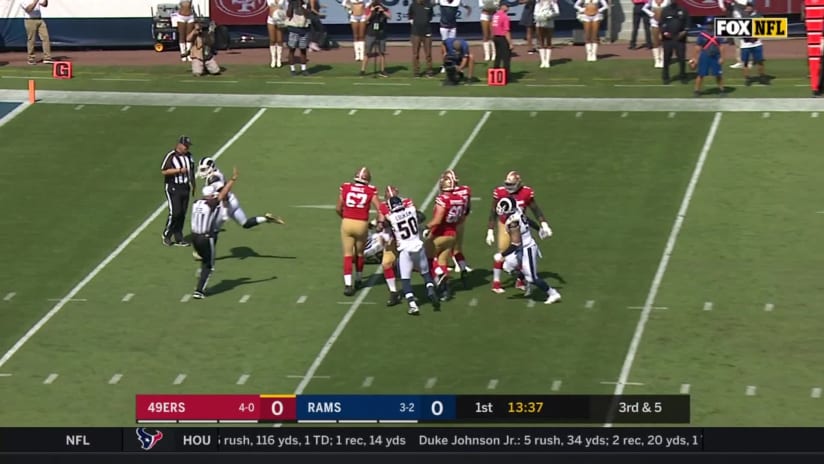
[442,169,473,286]
[486,171,553,293]
[336,166,384,296]
[424,175,468,301]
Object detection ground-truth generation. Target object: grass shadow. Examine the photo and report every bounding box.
[216,246,297,261]
[206,275,279,296]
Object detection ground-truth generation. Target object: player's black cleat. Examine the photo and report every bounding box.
[386,292,402,307]
[427,286,441,311]
[439,282,452,302]
[343,286,355,296]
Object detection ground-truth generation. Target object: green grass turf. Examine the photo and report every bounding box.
[628,113,824,426]
[0,102,821,427]
[0,59,814,98]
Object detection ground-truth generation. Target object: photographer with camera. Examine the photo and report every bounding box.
[361,0,390,77]
[186,22,221,76]
[285,0,318,76]
[441,37,476,85]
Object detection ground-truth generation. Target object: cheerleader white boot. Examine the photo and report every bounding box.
[656,47,664,68]
[483,41,491,62]
[275,45,283,68]
[590,43,598,61]
[545,48,552,68]
[651,47,659,68]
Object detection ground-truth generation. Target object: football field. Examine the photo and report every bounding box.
[0,91,822,427]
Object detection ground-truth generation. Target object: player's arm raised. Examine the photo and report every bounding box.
[218,167,238,202]
[527,198,553,239]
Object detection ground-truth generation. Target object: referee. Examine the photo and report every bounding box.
[161,136,196,247]
[191,166,238,299]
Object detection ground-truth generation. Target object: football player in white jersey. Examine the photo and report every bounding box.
[193,157,285,259]
[494,197,562,304]
[384,194,440,315]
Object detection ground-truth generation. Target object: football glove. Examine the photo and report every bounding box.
[539,221,553,239]
[422,229,431,239]
[485,229,495,246]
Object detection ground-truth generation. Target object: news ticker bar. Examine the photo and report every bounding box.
[135,394,690,423]
[3,428,824,453]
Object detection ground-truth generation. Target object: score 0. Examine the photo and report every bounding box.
[420,396,456,421]
[259,395,298,422]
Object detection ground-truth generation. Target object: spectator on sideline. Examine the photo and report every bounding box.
[718,0,747,68]
[630,0,652,50]
[20,0,52,65]
[739,0,768,86]
[519,0,537,54]
[659,0,690,84]
[361,0,390,76]
[409,0,436,77]
[691,19,724,97]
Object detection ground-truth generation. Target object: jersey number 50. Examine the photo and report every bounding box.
[345,192,369,208]
[396,216,418,240]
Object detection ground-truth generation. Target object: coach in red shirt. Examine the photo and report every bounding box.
[491,3,513,82]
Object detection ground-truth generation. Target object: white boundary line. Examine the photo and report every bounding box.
[0,108,268,371]
[292,110,492,396]
[1,90,822,112]
[604,112,723,427]
[0,102,31,128]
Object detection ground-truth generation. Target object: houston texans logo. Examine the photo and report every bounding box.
[136,428,164,451]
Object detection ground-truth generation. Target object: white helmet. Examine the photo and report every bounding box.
[495,197,516,217]
[197,157,216,179]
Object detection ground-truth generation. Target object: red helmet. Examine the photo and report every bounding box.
[440,175,456,192]
[442,169,459,184]
[385,185,399,199]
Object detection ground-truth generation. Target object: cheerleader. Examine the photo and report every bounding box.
[173,0,196,61]
[574,0,608,62]
[267,0,287,68]
[479,0,500,62]
[533,0,559,68]
[343,0,371,61]
[642,0,668,68]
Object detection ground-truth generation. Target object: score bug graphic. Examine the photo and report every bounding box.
[136,428,164,450]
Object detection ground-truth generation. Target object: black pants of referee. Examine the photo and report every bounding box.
[192,233,216,294]
[492,36,511,83]
[661,39,687,83]
[163,184,191,243]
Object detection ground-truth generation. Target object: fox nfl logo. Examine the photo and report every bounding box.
[713,18,788,38]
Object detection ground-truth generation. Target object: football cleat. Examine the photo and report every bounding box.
[426,285,441,311]
[524,282,533,297]
[192,291,205,299]
[265,213,286,224]
[491,281,505,294]
[193,251,202,261]
[504,171,522,193]
[354,166,372,184]
[545,289,562,305]
[343,286,355,296]
[386,292,402,307]
[407,303,420,315]
[515,279,527,291]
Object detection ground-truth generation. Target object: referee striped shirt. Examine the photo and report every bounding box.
[162,150,195,186]
[191,198,220,235]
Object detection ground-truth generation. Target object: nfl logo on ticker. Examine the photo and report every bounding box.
[713,17,788,38]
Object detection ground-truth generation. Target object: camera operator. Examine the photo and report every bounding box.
[361,0,390,77]
[659,0,690,85]
[441,37,476,85]
[186,22,221,76]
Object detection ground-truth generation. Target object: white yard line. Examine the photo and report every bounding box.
[605,112,723,427]
[0,108,268,371]
[2,90,822,112]
[292,110,493,395]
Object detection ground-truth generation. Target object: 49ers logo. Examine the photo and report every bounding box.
[215,0,268,17]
